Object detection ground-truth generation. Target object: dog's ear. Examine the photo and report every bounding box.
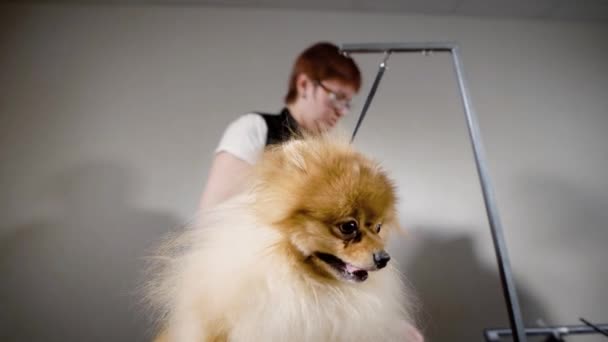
[255,140,308,178]
[279,134,353,174]
[388,220,407,237]
[280,139,309,174]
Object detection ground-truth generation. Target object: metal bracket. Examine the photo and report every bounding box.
[341,42,527,342]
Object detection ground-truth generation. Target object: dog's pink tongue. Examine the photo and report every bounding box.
[345,263,362,273]
[345,264,369,281]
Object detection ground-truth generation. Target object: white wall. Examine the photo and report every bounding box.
[1,3,607,341]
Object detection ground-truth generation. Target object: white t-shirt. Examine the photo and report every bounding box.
[215,113,268,165]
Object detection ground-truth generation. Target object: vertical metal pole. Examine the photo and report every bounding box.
[450,46,527,342]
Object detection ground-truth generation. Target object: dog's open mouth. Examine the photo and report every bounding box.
[314,252,369,282]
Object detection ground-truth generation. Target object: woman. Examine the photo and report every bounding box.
[200,41,360,209]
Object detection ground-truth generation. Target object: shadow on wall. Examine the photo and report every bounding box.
[514,173,608,341]
[0,162,181,342]
[400,229,552,342]
[517,172,608,260]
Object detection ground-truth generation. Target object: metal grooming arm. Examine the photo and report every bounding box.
[350,51,391,142]
[341,42,527,342]
[485,321,608,341]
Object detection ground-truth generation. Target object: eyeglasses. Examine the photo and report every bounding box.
[315,81,352,112]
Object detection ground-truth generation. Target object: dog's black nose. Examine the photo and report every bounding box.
[373,251,390,269]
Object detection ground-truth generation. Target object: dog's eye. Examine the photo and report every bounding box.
[376,223,382,233]
[339,220,358,235]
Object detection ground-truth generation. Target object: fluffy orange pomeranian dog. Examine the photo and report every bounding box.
[144,135,414,342]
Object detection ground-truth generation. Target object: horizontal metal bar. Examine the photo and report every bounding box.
[484,324,608,341]
[580,318,608,338]
[340,42,456,53]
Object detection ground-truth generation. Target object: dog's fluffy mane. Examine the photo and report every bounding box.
[142,135,414,341]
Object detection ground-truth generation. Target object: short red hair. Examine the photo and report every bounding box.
[284,42,361,104]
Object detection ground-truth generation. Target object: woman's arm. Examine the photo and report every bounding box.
[199,113,267,210]
[199,151,253,210]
